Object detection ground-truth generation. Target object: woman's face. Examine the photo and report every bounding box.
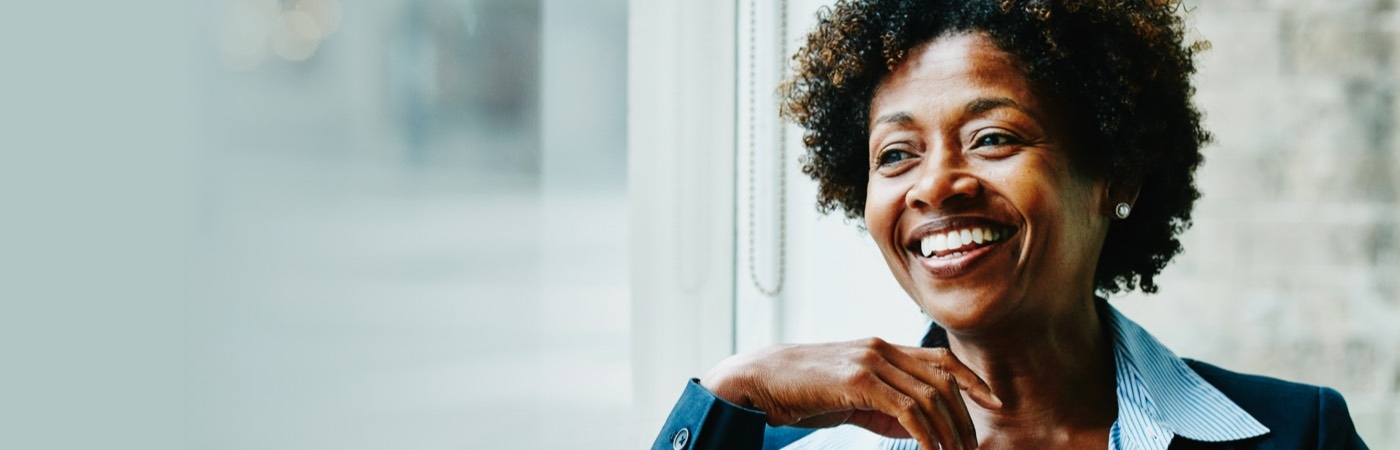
[865,32,1111,333]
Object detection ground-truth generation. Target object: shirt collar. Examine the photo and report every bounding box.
[917,299,1269,446]
[1103,300,1269,445]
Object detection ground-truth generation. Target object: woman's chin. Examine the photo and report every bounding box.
[917,289,1014,334]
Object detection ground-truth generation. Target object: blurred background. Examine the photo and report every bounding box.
[0,0,1394,449]
[1116,0,1400,443]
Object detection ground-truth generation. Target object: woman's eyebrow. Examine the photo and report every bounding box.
[871,98,1029,130]
[872,111,915,127]
[965,97,1026,116]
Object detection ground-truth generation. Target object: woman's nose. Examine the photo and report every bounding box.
[904,152,982,210]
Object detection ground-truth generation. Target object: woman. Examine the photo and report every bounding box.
[653,1,1368,449]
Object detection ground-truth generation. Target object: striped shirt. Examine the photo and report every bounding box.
[782,301,1271,450]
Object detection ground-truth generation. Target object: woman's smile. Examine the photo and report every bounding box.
[903,218,1020,278]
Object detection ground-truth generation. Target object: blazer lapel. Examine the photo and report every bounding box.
[1169,437,1245,450]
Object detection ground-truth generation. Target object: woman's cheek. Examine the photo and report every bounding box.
[864,180,905,252]
[865,178,903,217]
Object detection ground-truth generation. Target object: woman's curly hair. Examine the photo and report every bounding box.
[779,0,1209,294]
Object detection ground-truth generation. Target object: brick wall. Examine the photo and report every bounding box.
[1116,0,1400,445]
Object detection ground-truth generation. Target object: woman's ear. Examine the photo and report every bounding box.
[1105,179,1141,220]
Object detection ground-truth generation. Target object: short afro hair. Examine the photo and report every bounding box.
[778,0,1210,294]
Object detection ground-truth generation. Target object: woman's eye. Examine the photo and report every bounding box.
[974,133,1018,148]
[877,149,914,166]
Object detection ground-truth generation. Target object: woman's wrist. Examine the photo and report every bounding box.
[700,354,757,409]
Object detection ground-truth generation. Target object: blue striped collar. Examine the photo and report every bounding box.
[783,300,1269,449]
[1105,300,1269,449]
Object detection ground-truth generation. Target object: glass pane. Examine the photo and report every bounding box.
[195,0,628,448]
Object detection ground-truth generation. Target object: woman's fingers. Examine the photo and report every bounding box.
[842,410,906,437]
[940,375,977,450]
[908,347,1002,410]
[883,346,982,447]
[871,360,970,450]
[836,338,976,449]
[851,378,944,450]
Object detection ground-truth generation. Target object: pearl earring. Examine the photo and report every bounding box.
[1115,202,1132,219]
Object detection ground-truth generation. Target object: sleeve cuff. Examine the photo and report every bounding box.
[651,379,767,450]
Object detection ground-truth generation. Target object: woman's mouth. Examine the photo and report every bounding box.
[906,224,1018,277]
[917,225,1014,259]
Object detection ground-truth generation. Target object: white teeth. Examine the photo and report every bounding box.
[917,226,1011,258]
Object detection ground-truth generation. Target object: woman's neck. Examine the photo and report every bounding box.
[946,296,1118,447]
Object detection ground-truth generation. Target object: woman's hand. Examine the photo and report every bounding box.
[701,337,1001,450]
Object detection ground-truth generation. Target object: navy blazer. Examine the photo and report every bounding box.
[652,359,1368,450]
[1169,359,1367,449]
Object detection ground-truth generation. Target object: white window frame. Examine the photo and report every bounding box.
[628,0,739,443]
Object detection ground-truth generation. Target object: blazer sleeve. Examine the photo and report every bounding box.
[651,379,767,450]
[1316,387,1369,450]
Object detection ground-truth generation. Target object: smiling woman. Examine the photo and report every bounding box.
[863,33,1111,334]
[650,1,1369,449]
